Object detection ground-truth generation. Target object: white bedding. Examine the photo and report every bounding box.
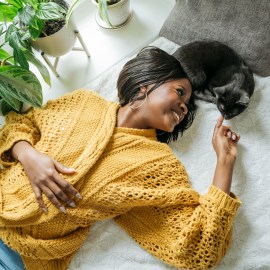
[68,37,270,270]
[1,36,269,270]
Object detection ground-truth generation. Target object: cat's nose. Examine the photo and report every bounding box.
[218,104,225,112]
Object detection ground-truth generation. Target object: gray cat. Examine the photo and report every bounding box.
[173,40,255,119]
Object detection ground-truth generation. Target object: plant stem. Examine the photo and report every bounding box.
[41,30,47,37]
[1,56,14,66]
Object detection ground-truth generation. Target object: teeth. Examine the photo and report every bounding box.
[172,110,180,122]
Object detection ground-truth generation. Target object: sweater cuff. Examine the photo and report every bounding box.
[0,134,35,166]
[205,185,241,215]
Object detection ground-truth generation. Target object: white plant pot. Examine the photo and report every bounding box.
[92,0,132,29]
[32,20,77,57]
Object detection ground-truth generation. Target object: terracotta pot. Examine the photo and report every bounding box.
[92,0,132,29]
[32,20,77,57]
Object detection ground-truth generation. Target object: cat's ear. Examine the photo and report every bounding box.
[237,92,250,105]
[213,86,226,97]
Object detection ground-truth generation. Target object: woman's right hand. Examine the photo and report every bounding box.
[11,141,82,213]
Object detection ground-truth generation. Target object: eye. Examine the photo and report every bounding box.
[176,88,185,96]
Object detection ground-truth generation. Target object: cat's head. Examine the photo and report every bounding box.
[214,86,250,119]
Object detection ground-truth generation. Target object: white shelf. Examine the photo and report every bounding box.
[38,0,175,102]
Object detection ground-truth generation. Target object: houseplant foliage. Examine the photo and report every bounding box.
[67,0,120,28]
[0,0,68,114]
[96,0,119,27]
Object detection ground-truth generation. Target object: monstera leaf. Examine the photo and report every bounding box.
[0,65,42,114]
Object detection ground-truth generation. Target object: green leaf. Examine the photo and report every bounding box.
[0,48,11,61]
[1,97,22,115]
[6,24,29,69]
[0,3,19,21]
[98,0,113,28]
[20,30,31,41]
[36,2,66,20]
[5,0,23,10]
[24,50,51,86]
[28,18,43,40]
[0,65,43,108]
[0,23,3,35]
[66,0,85,24]
[17,5,37,28]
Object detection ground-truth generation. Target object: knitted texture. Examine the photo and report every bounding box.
[0,90,241,270]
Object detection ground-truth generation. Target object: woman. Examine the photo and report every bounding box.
[0,47,241,270]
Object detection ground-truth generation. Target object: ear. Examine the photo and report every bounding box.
[213,81,236,97]
[140,85,148,94]
[213,86,226,97]
[237,92,250,105]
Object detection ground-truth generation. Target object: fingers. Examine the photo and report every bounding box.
[53,160,81,198]
[54,159,76,174]
[33,162,82,213]
[225,129,241,142]
[55,175,82,200]
[213,115,240,143]
[32,185,48,213]
[42,186,67,213]
[215,115,224,129]
[213,115,225,140]
[35,177,81,213]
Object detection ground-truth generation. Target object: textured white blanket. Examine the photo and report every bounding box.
[1,37,268,270]
[68,37,270,270]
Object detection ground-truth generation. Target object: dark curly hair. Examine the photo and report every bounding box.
[117,47,197,144]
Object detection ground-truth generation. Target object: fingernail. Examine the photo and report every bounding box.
[232,134,236,140]
[69,201,76,208]
[76,193,82,199]
[227,131,232,137]
[60,207,67,214]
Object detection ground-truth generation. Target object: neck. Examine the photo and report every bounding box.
[117,105,147,129]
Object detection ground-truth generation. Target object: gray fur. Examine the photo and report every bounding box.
[173,40,255,119]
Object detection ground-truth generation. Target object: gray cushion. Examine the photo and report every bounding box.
[159,0,270,77]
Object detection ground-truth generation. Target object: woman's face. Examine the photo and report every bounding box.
[139,78,192,132]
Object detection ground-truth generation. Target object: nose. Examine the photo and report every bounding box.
[180,102,188,115]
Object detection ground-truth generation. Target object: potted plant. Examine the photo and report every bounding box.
[0,44,43,115]
[68,0,132,29]
[0,0,76,114]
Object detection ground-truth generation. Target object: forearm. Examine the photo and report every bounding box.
[212,158,235,194]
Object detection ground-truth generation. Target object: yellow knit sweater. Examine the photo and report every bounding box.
[0,90,241,270]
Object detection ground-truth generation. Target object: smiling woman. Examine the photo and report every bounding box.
[117,78,192,132]
[0,47,241,270]
[117,47,196,143]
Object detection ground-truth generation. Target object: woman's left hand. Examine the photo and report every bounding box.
[211,115,241,194]
[212,115,240,163]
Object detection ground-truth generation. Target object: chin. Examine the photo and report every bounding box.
[165,126,175,133]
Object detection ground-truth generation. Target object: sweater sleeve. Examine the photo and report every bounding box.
[0,109,40,166]
[115,184,241,270]
[89,151,241,270]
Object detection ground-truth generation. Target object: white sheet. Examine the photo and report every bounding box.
[68,37,270,270]
[1,37,268,270]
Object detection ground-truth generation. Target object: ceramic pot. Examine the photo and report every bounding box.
[92,0,132,29]
[32,20,77,57]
